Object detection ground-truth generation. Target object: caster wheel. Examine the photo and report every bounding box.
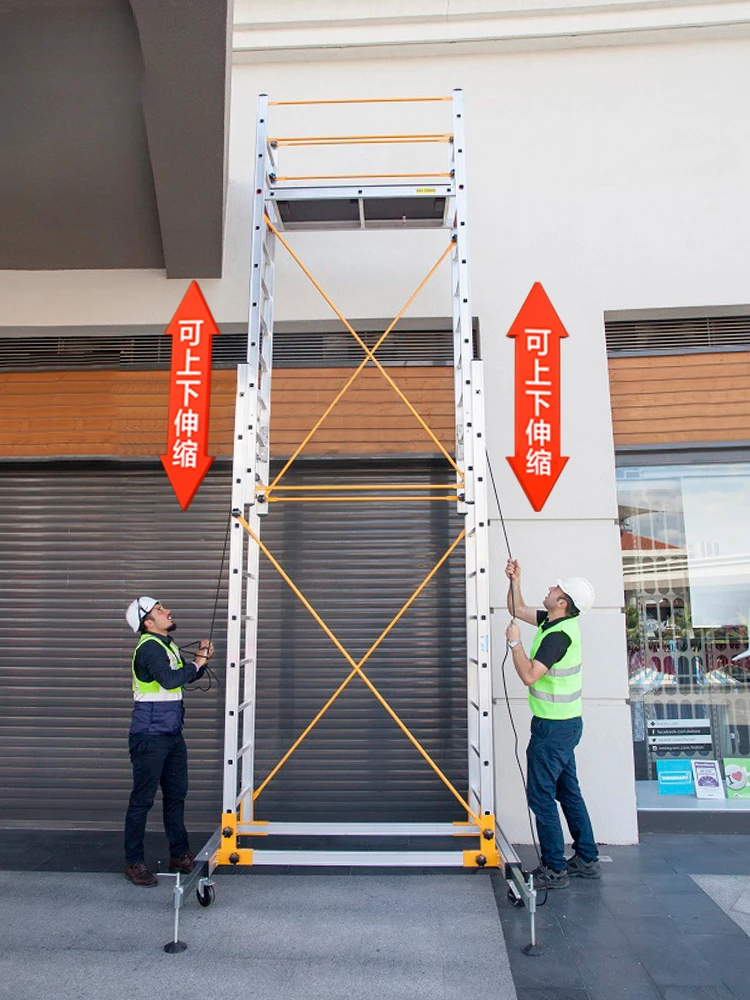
[507,888,524,908]
[197,884,216,908]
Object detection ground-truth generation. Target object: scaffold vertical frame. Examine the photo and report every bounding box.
[214,92,523,886]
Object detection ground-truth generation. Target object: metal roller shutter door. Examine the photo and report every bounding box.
[0,460,467,829]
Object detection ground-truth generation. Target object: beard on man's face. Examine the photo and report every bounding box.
[167,622,177,633]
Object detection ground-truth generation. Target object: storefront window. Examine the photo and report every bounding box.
[617,462,750,802]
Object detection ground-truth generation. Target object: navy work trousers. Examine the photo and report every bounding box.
[526,715,598,872]
[124,732,191,864]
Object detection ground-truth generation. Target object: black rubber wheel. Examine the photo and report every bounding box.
[197,884,216,908]
[507,888,524,908]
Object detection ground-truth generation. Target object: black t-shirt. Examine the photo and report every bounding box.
[533,610,572,670]
[133,633,204,689]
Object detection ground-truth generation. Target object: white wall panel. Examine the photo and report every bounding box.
[488,519,624,609]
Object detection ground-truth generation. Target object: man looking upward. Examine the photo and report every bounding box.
[505,559,600,889]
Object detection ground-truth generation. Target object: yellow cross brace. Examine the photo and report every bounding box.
[263,218,461,497]
[233,511,481,828]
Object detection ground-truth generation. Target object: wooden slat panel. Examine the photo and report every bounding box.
[0,367,455,458]
[609,352,750,445]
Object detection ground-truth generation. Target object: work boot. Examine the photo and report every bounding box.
[125,861,159,887]
[566,855,602,879]
[169,851,195,874]
[529,864,569,889]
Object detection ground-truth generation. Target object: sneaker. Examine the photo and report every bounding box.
[530,864,569,889]
[169,851,195,874]
[566,854,602,879]
[125,861,159,887]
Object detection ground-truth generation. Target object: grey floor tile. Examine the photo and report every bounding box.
[648,874,706,896]
[586,984,662,1000]
[514,990,590,1000]
[286,955,445,1000]
[499,922,586,992]
[689,931,750,998]
[615,917,726,990]
[563,917,663,998]
[658,892,747,937]
[700,835,750,856]
[558,908,633,951]
[672,854,750,876]
[441,954,517,1000]
[691,875,749,914]
[732,886,750,916]
[658,988,736,1000]
[715,971,750,1000]
[0,870,517,1000]
[606,856,676,875]
[0,950,296,1000]
[597,881,669,917]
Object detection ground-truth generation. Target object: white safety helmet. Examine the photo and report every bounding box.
[126,596,159,633]
[556,577,595,615]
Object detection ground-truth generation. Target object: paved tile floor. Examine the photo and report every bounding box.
[493,834,750,1000]
[690,875,750,935]
[0,869,516,1000]
[1,830,750,999]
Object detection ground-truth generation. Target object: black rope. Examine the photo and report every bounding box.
[184,510,233,693]
[486,449,547,901]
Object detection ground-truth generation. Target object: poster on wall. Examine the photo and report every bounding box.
[647,718,712,757]
[691,760,725,799]
[656,759,694,795]
[681,473,750,628]
[724,759,750,799]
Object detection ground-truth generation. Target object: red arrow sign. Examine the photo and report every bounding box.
[159,281,220,510]
[506,283,569,512]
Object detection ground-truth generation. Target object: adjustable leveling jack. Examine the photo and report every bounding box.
[157,831,220,954]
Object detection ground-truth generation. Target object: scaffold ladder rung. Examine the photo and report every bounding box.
[251,851,468,867]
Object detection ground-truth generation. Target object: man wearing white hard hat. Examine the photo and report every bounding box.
[505,560,600,890]
[123,596,214,887]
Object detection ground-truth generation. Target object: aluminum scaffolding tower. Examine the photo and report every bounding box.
[209,93,534,917]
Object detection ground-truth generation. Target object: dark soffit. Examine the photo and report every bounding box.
[0,0,231,278]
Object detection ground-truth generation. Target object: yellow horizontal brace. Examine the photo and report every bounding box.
[273,172,452,182]
[271,133,451,141]
[263,221,461,492]
[257,483,461,491]
[270,135,453,147]
[235,513,476,823]
[269,97,453,106]
[265,495,460,503]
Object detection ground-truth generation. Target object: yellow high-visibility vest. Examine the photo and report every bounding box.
[528,616,582,720]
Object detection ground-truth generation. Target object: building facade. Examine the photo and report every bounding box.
[2,1,749,844]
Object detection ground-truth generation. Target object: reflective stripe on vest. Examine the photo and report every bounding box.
[528,616,582,720]
[545,664,581,678]
[528,687,581,703]
[132,634,183,703]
